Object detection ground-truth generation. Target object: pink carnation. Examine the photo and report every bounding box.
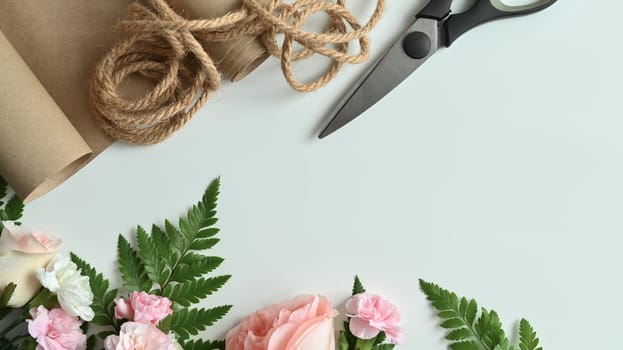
[114,291,173,325]
[27,306,87,350]
[104,322,177,350]
[345,293,405,344]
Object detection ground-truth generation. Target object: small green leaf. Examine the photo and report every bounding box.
[117,234,150,292]
[446,328,473,341]
[71,253,117,331]
[180,339,225,350]
[169,257,223,282]
[136,225,168,286]
[162,276,231,307]
[157,315,173,333]
[170,305,232,340]
[0,283,16,308]
[441,318,465,329]
[352,275,366,295]
[190,238,219,250]
[449,341,480,350]
[519,319,542,350]
[4,195,24,221]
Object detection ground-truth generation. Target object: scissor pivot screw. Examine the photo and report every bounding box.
[403,31,431,59]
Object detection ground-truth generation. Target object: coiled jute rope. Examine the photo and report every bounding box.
[90,0,385,144]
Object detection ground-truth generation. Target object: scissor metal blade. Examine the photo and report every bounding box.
[319,18,440,138]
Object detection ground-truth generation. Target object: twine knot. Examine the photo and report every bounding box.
[90,0,385,144]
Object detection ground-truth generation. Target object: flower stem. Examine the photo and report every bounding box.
[354,338,375,350]
[0,319,22,339]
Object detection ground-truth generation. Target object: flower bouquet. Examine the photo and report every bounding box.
[0,178,544,350]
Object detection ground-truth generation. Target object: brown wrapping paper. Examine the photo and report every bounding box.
[169,0,270,81]
[0,1,131,202]
[0,0,268,201]
[0,31,92,202]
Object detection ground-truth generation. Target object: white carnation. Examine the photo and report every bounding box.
[37,254,94,321]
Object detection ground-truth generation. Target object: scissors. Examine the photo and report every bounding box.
[319,0,557,138]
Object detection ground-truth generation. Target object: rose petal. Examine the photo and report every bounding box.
[289,317,335,350]
[0,222,21,252]
[0,251,55,307]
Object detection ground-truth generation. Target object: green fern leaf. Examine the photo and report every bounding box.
[420,279,499,350]
[474,309,505,348]
[519,319,542,350]
[162,276,231,307]
[493,338,514,350]
[190,238,219,250]
[136,225,169,286]
[197,227,220,239]
[180,339,225,350]
[450,341,480,350]
[117,235,150,292]
[169,257,224,283]
[165,219,186,256]
[420,279,542,350]
[4,195,23,221]
[71,253,118,329]
[157,315,173,334]
[352,275,366,295]
[170,305,232,340]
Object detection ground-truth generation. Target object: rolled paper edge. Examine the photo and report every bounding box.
[21,153,94,203]
[218,36,270,82]
[0,29,93,203]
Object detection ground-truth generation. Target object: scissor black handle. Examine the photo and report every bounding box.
[443,0,557,46]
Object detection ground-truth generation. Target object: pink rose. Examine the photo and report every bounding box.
[226,295,338,350]
[114,291,173,325]
[0,222,61,307]
[104,322,177,350]
[345,293,405,344]
[27,306,87,350]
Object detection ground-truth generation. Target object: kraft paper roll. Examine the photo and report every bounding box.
[0,1,131,202]
[0,31,92,202]
[168,0,270,81]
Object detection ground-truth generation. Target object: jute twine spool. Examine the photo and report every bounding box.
[90,0,385,144]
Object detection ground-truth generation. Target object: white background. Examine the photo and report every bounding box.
[21,0,622,348]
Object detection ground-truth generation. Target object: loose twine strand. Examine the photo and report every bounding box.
[90,0,385,144]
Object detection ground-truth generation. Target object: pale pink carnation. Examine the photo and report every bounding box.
[104,322,177,350]
[27,306,87,350]
[114,291,173,325]
[345,293,405,344]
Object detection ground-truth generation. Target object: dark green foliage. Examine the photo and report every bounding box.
[419,279,544,350]
[179,339,226,350]
[169,306,233,340]
[519,319,542,350]
[71,179,231,349]
[0,284,16,319]
[117,234,151,292]
[71,253,120,334]
[0,177,24,229]
[352,275,366,295]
